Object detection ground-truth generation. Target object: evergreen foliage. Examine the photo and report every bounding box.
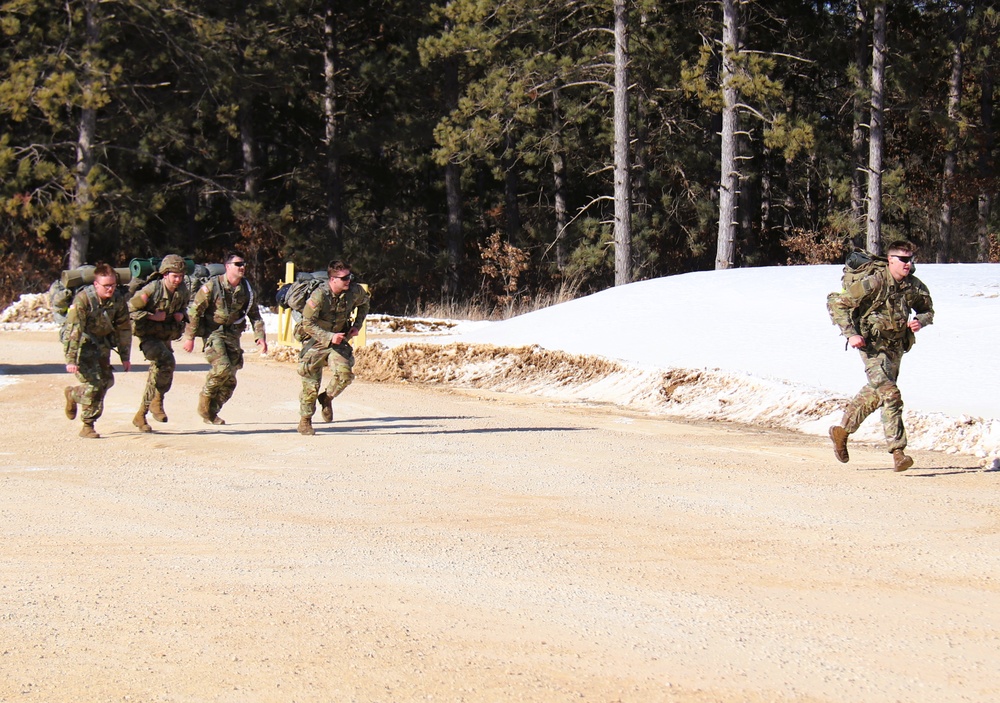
[1,0,997,311]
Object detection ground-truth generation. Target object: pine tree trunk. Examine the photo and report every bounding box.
[613,0,631,286]
[240,95,259,200]
[68,0,99,270]
[552,89,568,274]
[323,0,343,252]
[443,52,463,297]
[716,0,740,270]
[851,0,868,241]
[938,3,967,263]
[866,0,887,255]
[503,133,521,239]
[976,38,995,261]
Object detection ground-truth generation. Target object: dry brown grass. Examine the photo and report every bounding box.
[353,342,624,387]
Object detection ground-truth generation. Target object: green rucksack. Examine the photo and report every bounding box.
[839,249,888,291]
[827,249,895,346]
[49,265,132,343]
[276,271,327,313]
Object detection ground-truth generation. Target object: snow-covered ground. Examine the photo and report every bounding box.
[3,263,998,463]
[363,263,1000,464]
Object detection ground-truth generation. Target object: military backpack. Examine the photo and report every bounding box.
[839,249,888,290]
[276,271,327,313]
[48,265,131,343]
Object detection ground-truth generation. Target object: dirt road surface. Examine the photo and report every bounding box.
[1,330,997,703]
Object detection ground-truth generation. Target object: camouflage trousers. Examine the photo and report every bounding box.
[298,342,354,418]
[137,338,176,410]
[68,344,115,423]
[200,331,244,413]
[841,345,907,452]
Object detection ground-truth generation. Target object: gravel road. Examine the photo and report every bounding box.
[0,330,996,703]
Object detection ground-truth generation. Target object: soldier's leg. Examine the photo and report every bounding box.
[136,339,162,408]
[212,339,243,415]
[840,349,889,433]
[874,350,906,452]
[323,347,355,401]
[147,340,176,422]
[76,348,114,424]
[298,347,330,418]
[213,374,237,414]
[841,384,882,434]
[199,334,231,423]
[202,334,234,398]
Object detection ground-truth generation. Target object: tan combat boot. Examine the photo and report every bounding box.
[297,417,316,435]
[64,386,78,420]
[132,408,152,433]
[79,422,100,439]
[829,426,849,463]
[149,392,168,423]
[317,392,333,423]
[198,393,213,423]
[892,449,914,473]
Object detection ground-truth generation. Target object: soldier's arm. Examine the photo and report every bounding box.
[910,280,934,328]
[350,285,371,333]
[176,286,192,323]
[113,298,132,363]
[128,281,156,320]
[182,283,211,341]
[244,286,267,343]
[302,291,334,347]
[63,292,89,364]
[827,279,869,338]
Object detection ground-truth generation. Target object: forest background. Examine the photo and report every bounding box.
[1,0,997,314]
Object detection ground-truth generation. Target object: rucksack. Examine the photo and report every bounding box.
[49,265,132,342]
[839,249,887,291]
[187,263,226,296]
[827,249,894,345]
[124,257,202,296]
[276,271,327,312]
[188,273,258,340]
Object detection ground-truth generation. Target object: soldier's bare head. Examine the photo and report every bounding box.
[225,252,247,283]
[92,263,118,300]
[886,240,916,281]
[327,260,352,294]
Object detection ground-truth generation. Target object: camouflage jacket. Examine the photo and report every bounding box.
[183,274,265,342]
[828,266,934,350]
[129,278,191,341]
[64,286,132,365]
[300,282,370,348]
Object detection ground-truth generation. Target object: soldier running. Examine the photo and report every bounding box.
[181,251,267,425]
[827,240,935,472]
[63,263,132,438]
[128,254,190,432]
[295,260,370,435]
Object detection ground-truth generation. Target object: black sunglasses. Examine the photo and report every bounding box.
[891,255,913,263]
[334,274,353,281]
[229,260,246,267]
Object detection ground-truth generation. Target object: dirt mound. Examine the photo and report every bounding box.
[0,293,54,326]
[355,341,622,386]
[366,315,458,334]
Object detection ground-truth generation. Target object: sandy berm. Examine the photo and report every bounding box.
[1,329,997,703]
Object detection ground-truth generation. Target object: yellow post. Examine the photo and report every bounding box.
[275,263,367,350]
[353,284,369,349]
[277,261,298,347]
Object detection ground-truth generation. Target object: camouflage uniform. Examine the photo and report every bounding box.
[183,275,265,422]
[828,265,934,452]
[128,269,190,424]
[297,282,370,419]
[64,285,132,428]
